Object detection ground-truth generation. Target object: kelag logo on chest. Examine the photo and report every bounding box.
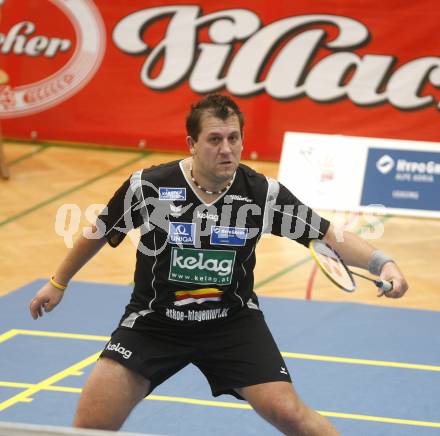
[169,248,236,285]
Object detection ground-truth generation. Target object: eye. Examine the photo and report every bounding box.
[209,136,222,145]
[229,134,240,144]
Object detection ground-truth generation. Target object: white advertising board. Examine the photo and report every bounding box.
[278,132,440,218]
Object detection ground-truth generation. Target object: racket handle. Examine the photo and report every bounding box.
[377,280,393,292]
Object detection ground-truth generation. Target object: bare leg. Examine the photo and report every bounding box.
[73,357,151,430]
[236,381,339,436]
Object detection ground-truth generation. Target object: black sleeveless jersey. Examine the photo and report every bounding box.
[98,160,330,326]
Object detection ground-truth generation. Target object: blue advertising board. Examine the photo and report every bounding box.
[360,148,440,211]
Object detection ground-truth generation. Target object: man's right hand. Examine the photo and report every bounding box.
[29,282,65,319]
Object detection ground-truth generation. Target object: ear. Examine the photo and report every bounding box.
[186,136,195,154]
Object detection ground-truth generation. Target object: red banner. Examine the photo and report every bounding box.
[1,0,439,160]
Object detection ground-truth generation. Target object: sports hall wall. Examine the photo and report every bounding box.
[0,0,439,161]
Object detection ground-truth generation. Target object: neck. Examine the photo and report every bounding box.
[188,159,232,195]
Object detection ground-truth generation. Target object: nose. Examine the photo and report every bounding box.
[219,138,232,154]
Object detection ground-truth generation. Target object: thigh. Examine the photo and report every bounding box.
[100,326,192,392]
[194,309,291,399]
[74,357,150,430]
[236,381,339,435]
[236,380,301,413]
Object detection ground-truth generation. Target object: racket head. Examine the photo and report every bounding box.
[309,239,356,293]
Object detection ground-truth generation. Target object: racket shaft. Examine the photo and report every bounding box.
[350,270,392,292]
[350,270,377,283]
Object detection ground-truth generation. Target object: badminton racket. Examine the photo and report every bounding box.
[309,239,393,293]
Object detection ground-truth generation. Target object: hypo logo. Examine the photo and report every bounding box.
[0,0,106,118]
[210,226,248,246]
[376,155,395,174]
[396,159,440,175]
[362,147,440,212]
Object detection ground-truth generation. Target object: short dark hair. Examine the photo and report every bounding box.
[186,94,244,140]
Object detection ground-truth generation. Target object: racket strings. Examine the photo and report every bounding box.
[310,240,356,292]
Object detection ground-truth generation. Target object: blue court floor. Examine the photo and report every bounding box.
[1,280,440,435]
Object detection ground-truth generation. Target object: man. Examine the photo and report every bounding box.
[29,94,408,435]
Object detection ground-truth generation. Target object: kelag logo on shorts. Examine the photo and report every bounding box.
[168,222,195,245]
[210,226,248,246]
[169,248,236,285]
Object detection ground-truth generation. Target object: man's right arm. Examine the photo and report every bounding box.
[29,226,107,319]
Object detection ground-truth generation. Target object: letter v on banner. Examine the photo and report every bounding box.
[5,2,440,162]
[113,6,440,111]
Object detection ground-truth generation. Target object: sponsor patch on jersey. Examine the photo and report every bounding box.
[174,287,223,306]
[169,248,236,285]
[196,210,219,221]
[210,226,248,246]
[159,187,186,201]
[170,204,183,217]
[168,222,195,245]
[225,194,253,203]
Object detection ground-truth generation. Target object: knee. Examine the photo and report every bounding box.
[264,397,304,423]
[262,395,308,432]
[73,407,121,431]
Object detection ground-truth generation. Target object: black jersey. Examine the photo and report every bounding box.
[98,160,330,326]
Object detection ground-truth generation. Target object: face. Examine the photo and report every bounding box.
[187,113,243,185]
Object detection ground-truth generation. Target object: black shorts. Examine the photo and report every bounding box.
[100,308,291,400]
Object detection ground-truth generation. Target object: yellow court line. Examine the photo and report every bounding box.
[281,352,440,372]
[0,382,31,389]
[148,394,251,410]
[0,352,100,412]
[12,329,110,342]
[0,381,439,428]
[320,411,440,428]
[3,329,440,372]
[0,329,19,344]
[0,381,83,394]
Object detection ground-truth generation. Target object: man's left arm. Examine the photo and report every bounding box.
[323,224,409,299]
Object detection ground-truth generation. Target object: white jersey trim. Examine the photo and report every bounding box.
[262,177,280,234]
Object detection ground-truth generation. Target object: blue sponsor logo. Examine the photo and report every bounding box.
[159,187,186,201]
[210,226,248,246]
[361,148,440,211]
[169,222,195,245]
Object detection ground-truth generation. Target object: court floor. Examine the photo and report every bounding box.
[1,280,440,435]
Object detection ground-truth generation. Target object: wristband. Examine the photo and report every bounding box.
[50,276,67,291]
[368,251,394,276]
